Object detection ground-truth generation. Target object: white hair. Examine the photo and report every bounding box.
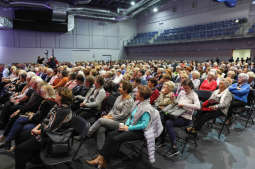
[238,73,249,82]
[27,72,36,79]
[247,72,255,78]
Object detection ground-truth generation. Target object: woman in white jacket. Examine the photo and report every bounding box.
[186,78,232,135]
[165,79,201,157]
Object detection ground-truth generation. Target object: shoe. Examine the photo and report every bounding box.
[97,156,107,169]
[7,145,15,153]
[166,148,180,158]
[185,128,198,137]
[86,155,101,166]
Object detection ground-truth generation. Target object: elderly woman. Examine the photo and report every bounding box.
[155,81,175,110]
[191,71,201,90]
[226,70,236,84]
[247,71,255,89]
[165,79,200,157]
[228,73,250,121]
[53,70,69,89]
[14,87,73,169]
[175,71,189,96]
[87,85,153,168]
[80,76,106,119]
[186,78,232,135]
[199,70,217,91]
[87,80,134,150]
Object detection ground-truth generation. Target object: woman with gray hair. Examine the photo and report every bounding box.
[186,78,232,135]
[228,73,250,121]
[199,70,217,91]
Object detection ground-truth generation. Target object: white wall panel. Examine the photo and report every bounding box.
[59,35,74,48]
[76,35,90,48]
[0,17,136,63]
[92,36,105,48]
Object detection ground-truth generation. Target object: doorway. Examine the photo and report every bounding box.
[232,49,251,61]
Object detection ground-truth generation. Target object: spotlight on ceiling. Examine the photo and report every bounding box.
[252,0,255,5]
[235,19,239,23]
[131,1,135,6]
[153,7,158,12]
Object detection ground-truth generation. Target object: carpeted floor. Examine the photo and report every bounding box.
[1,119,255,169]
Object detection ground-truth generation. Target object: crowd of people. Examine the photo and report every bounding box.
[0,57,254,169]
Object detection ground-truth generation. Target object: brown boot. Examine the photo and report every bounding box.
[86,155,101,166]
[98,155,107,169]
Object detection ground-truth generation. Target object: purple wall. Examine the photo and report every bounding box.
[136,0,250,33]
[125,37,255,61]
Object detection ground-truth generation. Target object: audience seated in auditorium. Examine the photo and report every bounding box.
[0,57,255,168]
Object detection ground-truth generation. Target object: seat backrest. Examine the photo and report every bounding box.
[247,89,255,106]
[71,116,90,138]
[195,90,212,102]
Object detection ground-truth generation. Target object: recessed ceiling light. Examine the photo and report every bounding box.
[131,1,135,6]
[153,7,158,12]
[235,19,239,23]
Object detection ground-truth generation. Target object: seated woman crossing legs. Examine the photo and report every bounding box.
[86,85,153,169]
[87,80,134,150]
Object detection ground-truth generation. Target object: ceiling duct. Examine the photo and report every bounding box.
[130,0,161,17]
[0,0,162,23]
[52,10,67,22]
[73,0,92,5]
[73,14,116,22]
[124,0,153,16]
[67,7,118,17]
[9,1,52,9]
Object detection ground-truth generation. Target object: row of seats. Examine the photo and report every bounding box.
[128,31,158,45]
[128,18,246,46]
[248,24,255,34]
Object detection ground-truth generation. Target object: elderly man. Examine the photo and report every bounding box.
[228,73,250,122]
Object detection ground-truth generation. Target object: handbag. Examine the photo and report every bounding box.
[201,99,219,111]
[162,104,186,118]
[44,127,74,157]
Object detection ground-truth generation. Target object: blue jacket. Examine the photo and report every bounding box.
[229,83,250,103]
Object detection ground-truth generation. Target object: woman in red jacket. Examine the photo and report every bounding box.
[199,71,217,91]
[148,78,159,105]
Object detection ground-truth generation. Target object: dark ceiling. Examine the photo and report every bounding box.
[2,0,144,11]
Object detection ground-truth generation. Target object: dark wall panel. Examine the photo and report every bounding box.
[125,37,255,61]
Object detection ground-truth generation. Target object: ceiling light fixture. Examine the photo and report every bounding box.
[235,19,239,23]
[153,7,158,12]
[131,1,135,6]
